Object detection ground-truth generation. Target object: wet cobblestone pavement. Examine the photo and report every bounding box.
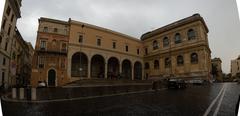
[2,83,240,116]
[88,83,240,116]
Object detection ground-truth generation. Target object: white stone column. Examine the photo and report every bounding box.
[31,88,36,100]
[12,88,16,99]
[119,61,122,74]
[88,62,91,79]
[19,88,24,100]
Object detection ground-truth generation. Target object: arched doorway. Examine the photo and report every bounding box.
[107,57,119,79]
[48,69,56,86]
[71,52,88,77]
[134,61,142,80]
[122,59,132,79]
[91,55,105,78]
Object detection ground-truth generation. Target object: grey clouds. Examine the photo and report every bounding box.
[17,0,240,73]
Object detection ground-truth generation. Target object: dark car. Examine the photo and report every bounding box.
[168,79,187,89]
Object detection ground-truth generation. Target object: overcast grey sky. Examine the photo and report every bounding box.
[17,0,240,73]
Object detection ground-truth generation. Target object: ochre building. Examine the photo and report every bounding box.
[31,14,211,87]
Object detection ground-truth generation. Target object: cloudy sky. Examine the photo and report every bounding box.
[17,0,240,73]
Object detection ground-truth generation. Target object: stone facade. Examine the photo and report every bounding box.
[31,18,69,86]
[13,28,34,86]
[0,0,22,88]
[31,14,212,87]
[141,14,211,81]
[211,58,223,82]
[231,56,240,78]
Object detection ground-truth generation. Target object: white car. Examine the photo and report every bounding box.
[38,81,46,87]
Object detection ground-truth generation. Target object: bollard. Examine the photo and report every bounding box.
[19,88,24,100]
[12,88,16,99]
[31,88,36,100]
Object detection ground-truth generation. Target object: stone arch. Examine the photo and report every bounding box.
[48,69,56,86]
[122,59,132,79]
[107,57,120,79]
[134,61,142,80]
[91,54,105,78]
[71,52,88,77]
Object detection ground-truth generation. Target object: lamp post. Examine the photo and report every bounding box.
[79,24,84,78]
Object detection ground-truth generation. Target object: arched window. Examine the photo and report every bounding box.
[165,57,171,68]
[154,60,159,69]
[52,39,56,46]
[163,37,169,47]
[145,62,150,69]
[153,40,159,50]
[191,53,198,63]
[175,33,181,44]
[43,27,48,32]
[188,29,196,40]
[177,55,184,66]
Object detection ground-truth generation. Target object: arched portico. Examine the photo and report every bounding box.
[71,52,88,78]
[122,59,132,79]
[107,57,120,79]
[91,54,105,78]
[134,61,142,80]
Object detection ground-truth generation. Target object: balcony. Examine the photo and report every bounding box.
[36,47,67,55]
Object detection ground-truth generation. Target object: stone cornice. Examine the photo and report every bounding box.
[141,14,209,40]
[70,20,142,43]
[68,43,144,59]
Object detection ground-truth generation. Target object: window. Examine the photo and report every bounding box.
[112,42,116,49]
[153,40,159,50]
[7,26,12,35]
[64,29,67,35]
[191,53,198,64]
[163,37,169,47]
[2,58,6,65]
[145,63,150,69]
[52,39,56,46]
[1,72,5,85]
[177,55,184,66]
[154,60,159,69]
[174,33,181,44]
[79,35,83,43]
[1,19,6,29]
[137,49,140,55]
[125,45,128,52]
[61,43,67,52]
[188,29,196,40]
[6,6,11,16]
[145,48,148,55]
[4,42,8,51]
[38,57,44,68]
[40,40,46,50]
[43,27,48,32]
[12,52,16,60]
[61,59,65,69]
[165,57,171,68]
[97,39,101,46]
[11,14,14,22]
[54,28,58,33]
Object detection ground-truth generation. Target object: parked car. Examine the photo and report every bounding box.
[37,81,46,88]
[168,79,187,89]
[190,79,205,85]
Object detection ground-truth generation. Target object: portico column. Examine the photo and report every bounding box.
[105,63,107,79]
[88,62,91,79]
[119,62,122,75]
[131,67,134,80]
